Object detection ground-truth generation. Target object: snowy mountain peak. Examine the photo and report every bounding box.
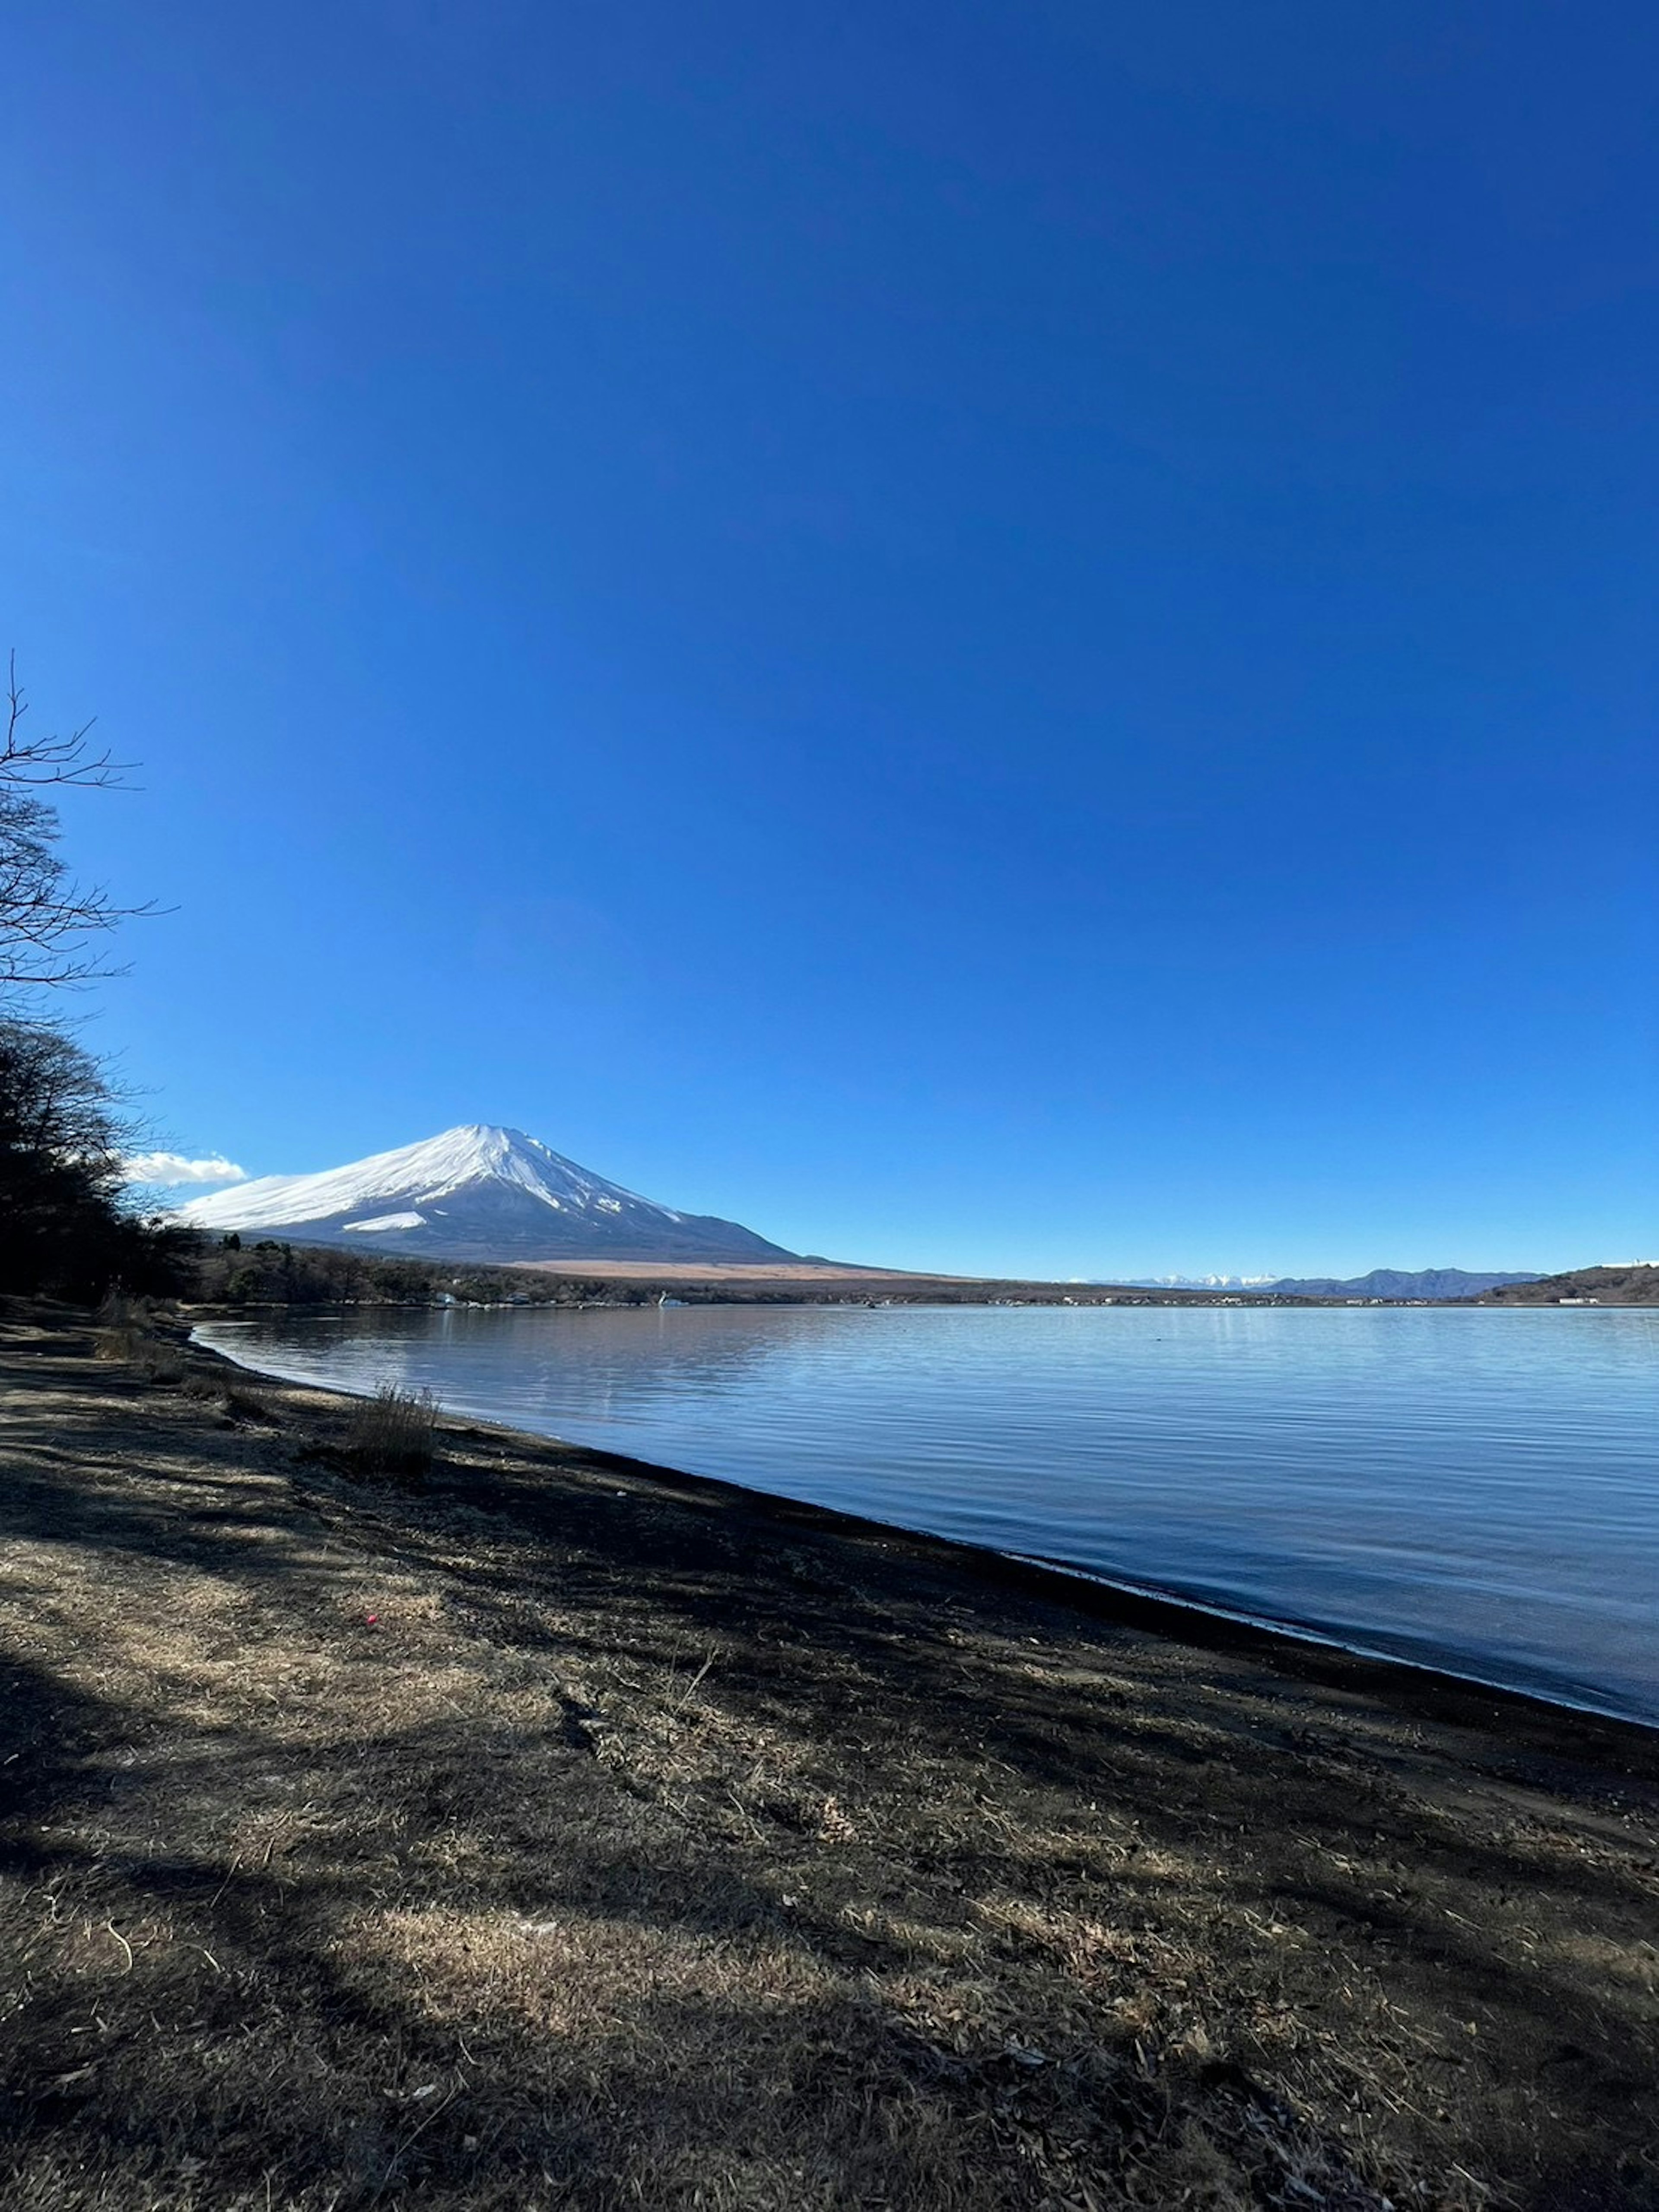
[178,1123,798,1265]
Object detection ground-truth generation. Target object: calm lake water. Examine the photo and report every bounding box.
[195,1303,1659,1727]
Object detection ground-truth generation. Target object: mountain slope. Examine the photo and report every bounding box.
[1478,1264,1659,1306]
[179,1125,803,1265]
[1264,1268,1541,1301]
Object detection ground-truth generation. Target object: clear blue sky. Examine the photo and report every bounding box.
[5,0,1655,1278]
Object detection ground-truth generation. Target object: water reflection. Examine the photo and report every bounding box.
[196,1303,1659,1725]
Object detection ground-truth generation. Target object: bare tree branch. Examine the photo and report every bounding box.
[0,657,152,994]
[3,651,130,789]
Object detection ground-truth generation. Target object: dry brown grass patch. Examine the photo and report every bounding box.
[344,1379,440,1480]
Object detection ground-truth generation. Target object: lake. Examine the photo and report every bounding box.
[194,1302,1659,1727]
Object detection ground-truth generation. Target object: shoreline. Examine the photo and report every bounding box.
[5,1304,1658,2209]
[191,1281,1659,1312]
[194,1311,1659,1748]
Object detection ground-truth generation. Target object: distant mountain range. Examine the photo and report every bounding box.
[179,1125,804,1266]
[1261,1269,1542,1301]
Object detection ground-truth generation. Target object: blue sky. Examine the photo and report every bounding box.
[5,0,1655,1278]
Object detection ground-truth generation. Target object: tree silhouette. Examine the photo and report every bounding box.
[0,653,149,994]
[0,1017,197,1297]
[0,659,191,1296]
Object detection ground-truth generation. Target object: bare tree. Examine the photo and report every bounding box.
[1,653,148,993]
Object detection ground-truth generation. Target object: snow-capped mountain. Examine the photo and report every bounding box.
[1123,1275,1277,1290]
[178,1124,803,1265]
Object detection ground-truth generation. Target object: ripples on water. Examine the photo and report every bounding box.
[195,1303,1659,1726]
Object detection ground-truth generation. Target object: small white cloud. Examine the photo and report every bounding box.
[122,1151,249,1187]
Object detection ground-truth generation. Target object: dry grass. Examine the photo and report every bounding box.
[219,1377,281,1421]
[343,1379,440,1480]
[1,1312,1656,2212]
[91,1295,184,1382]
[90,1320,144,1362]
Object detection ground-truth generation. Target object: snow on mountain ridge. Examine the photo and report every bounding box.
[176,1124,798,1265]
[180,1124,673,1233]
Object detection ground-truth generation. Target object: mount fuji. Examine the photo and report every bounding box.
[177,1125,805,1266]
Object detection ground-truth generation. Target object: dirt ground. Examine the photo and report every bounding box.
[2,1308,1656,2212]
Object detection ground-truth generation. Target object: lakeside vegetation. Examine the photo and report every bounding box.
[192,1236,620,1309]
[188,1239,1293,1310]
[0,1016,199,1303]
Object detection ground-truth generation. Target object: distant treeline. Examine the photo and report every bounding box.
[192,1238,657,1309]
[191,1242,1327,1312]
